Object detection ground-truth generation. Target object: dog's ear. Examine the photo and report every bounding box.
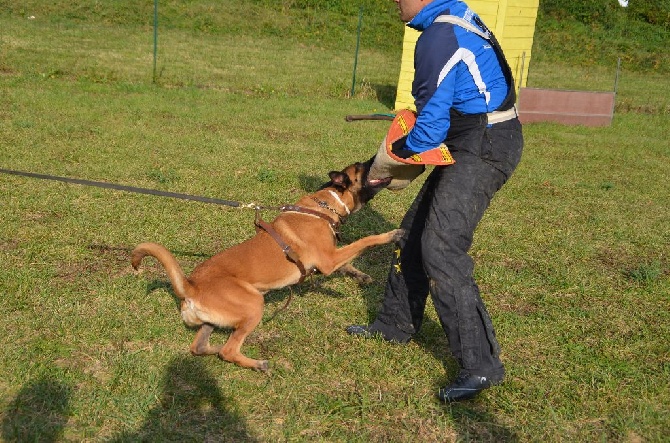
[328,170,351,190]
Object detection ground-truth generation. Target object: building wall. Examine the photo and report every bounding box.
[394,0,540,111]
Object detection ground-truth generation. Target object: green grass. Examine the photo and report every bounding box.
[1,1,669,441]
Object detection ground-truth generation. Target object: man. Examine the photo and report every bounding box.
[347,0,523,402]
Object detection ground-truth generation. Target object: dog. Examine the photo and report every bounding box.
[131,162,402,371]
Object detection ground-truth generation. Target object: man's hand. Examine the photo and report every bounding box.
[368,137,424,191]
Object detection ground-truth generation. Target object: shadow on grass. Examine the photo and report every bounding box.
[372,83,397,110]
[109,357,258,442]
[298,173,328,193]
[2,376,72,443]
[447,403,520,442]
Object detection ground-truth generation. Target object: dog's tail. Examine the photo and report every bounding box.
[131,242,194,300]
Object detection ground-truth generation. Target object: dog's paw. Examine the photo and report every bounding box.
[390,228,407,243]
[256,360,269,372]
[354,273,373,285]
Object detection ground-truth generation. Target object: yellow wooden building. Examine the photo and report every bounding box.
[394,0,540,111]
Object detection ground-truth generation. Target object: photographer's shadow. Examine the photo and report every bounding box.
[110,357,257,442]
[2,376,72,443]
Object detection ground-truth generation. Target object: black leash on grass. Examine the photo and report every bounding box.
[0,167,304,321]
[0,167,272,210]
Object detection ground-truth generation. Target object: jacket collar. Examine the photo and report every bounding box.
[408,0,462,31]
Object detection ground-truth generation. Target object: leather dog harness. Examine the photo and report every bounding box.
[253,193,350,321]
[254,201,347,284]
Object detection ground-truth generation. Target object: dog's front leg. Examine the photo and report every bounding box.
[316,229,405,276]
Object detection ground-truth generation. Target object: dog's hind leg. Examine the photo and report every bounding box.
[190,323,222,356]
[217,290,269,372]
[338,263,372,284]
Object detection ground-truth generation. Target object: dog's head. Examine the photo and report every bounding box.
[320,160,391,213]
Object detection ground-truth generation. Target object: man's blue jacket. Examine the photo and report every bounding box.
[404,0,512,154]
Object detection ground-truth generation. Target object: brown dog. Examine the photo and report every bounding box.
[131,162,401,371]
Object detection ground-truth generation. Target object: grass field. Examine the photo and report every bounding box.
[1,2,669,442]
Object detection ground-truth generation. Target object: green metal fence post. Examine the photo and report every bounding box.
[153,0,158,83]
[350,6,363,97]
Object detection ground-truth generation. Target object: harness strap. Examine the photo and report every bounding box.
[280,204,341,238]
[433,15,490,39]
[254,214,311,284]
[434,14,518,111]
[253,203,339,321]
[254,214,312,322]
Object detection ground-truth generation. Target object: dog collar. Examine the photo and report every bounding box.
[326,190,351,215]
[280,204,340,228]
[310,196,348,222]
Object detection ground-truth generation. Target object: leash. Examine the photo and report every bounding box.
[264,288,295,323]
[0,168,274,210]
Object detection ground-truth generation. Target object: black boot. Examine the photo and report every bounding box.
[437,372,503,402]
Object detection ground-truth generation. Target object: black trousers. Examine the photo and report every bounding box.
[375,117,523,377]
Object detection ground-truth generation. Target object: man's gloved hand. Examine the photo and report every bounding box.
[366,108,454,191]
[368,137,425,191]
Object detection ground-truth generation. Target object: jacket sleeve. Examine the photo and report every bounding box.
[404,25,460,154]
